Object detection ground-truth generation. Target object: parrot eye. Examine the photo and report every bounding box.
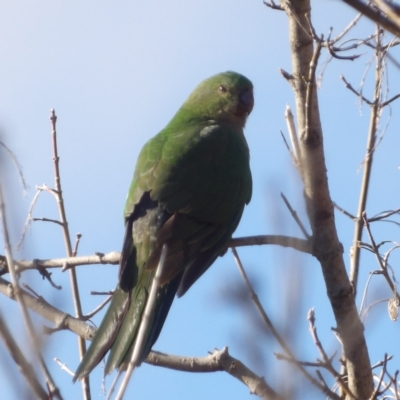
[218,85,228,93]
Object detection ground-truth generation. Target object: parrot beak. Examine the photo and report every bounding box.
[237,88,254,118]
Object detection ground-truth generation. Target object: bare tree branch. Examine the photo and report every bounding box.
[0,235,312,275]
[0,276,96,340]
[48,109,91,400]
[350,27,384,292]
[147,348,284,400]
[342,0,400,36]
[280,0,373,397]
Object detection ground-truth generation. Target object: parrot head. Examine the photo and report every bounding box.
[181,71,254,127]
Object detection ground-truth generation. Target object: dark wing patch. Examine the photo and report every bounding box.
[119,192,170,292]
[176,206,245,297]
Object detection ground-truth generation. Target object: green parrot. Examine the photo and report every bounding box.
[74,71,253,380]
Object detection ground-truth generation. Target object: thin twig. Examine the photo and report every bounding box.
[0,141,28,192]
[340,75,374,105]
[368,208,400,222]
[371,355,394,370]
[232,247,340,400]
[331,12,363,44]
[32,217,63,225]
[280,193,311,239]
[361,298,391,323]
[280,130,295,161]
[36,183,58,197]
[73,233,82,257]
[49,109,90,399]
[54,357,75,377]
[370,354,390,398]
[381,93,400,107]
[359,270,381,318]
[350,27,383,293]
[363,212,400,301]
[279,68,294,81]
[315,370,329,391]
[82,295,112,321]
[17,189,42,249]
[263,0,283,11]
[22,283,42,298]
[327,42,361,61]
[304,40,322,143]
[333,202,357,220]
[308,309,356,398]
[90,290,114,296]
[285,104,300,168]
[0,312,48,399]
[0,181,62,399]
[334,34,376,53]
[271,353,331,368]
[390,370,400,400]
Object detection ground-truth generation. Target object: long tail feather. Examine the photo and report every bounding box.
[73,287,129,381]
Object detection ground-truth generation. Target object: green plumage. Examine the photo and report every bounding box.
[74,71,253,380]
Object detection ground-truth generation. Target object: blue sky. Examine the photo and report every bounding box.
[1,1,399,399]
